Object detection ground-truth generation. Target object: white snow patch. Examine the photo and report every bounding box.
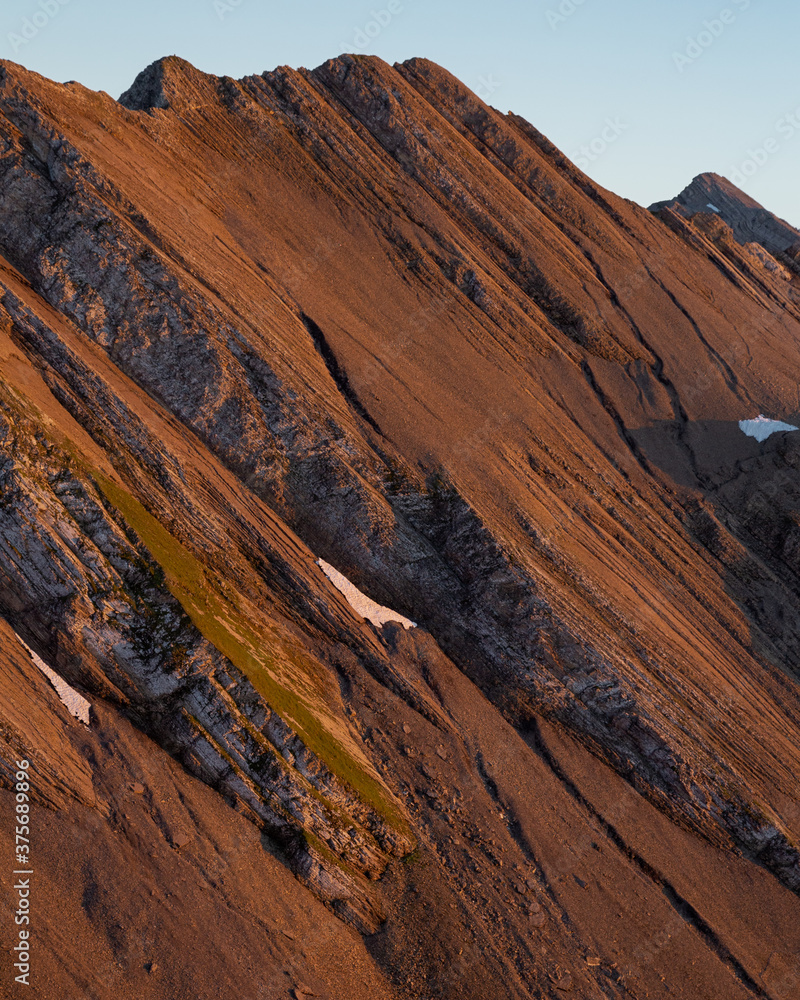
[317,559,416,630]
[739,414,800,443]
[707,202,721,213]
[15,634,91,725]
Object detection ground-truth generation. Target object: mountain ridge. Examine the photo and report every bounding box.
[651,170,800,264]
[1,52,800,998]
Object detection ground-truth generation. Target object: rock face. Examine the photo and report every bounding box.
[2,53,800,998]
[651,170,800,261]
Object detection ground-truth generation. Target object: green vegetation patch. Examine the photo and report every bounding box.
[93,471,409,837]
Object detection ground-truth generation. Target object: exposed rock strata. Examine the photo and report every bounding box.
[1,54,800,998]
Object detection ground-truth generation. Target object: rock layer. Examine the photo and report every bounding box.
[651,170,800,267]
[1,53,800,998]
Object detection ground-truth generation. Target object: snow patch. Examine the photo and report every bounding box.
[15,634,91,725]
[317,559,416,630]
[707,202,721,213]
[738,415,799,443]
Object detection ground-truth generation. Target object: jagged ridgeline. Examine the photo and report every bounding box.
[1,53,800,999]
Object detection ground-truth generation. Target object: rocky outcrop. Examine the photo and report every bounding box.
[0,383,412,930]
[651,170,800,258]
[2,53,800,998]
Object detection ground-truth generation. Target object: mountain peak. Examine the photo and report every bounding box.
[651,171,800,255]
[118,55,213,112]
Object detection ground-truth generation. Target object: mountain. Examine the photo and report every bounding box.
[1,53,800,999]
[651,171,800,267]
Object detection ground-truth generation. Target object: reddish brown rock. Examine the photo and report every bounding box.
[0,52,799,999]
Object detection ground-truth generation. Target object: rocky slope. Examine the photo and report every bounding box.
[1,54,800,999]
[651,171,800,271]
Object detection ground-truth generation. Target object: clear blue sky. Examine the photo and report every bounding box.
[2,0,799,225]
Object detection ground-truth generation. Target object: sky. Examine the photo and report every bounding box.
[1,0,799,225]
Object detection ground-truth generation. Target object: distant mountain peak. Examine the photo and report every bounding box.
[118,55,212,112]
[650,171,800,257]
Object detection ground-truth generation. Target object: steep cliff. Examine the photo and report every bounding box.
[1,54,800,999]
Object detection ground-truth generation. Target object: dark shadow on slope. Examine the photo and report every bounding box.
[300,312,382,434]
[631,417,777,490]
[632,417,800,679]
